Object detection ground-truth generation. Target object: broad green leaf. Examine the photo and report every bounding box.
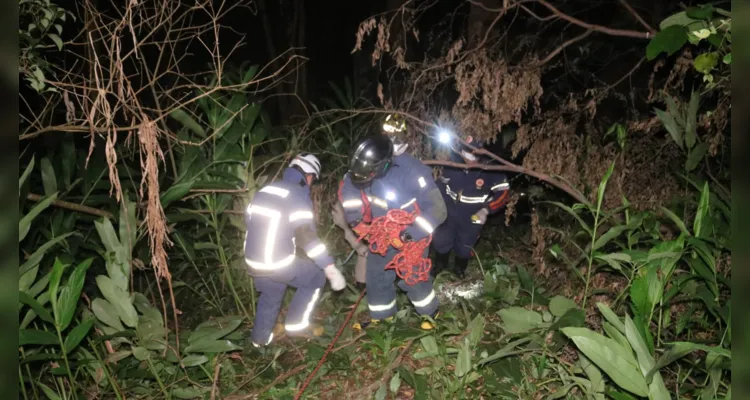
[19,156,35,191]
[184,339,242,353]
[686,5,715,20]
[602,322,632,352]
[593,225,629,250]
[19,233,75,277]
[723,53,731,65]
[456,339,472,377]
[630,275,650,317]
[40,157,57,196]
[420,335,438,354]
[92,298,125,331]
[36,382,63,400]
[169,108,206,138]
[188,316,244,344]
[477,337,531,366]
[119,193,137,250]
[646,25,688,60]
[596,302,625,333]
[607,391,638,400]
[132,346,150,361]
[94,218,121,253]
[375,383,387,400]
[47,33,63,50]
[645,342,730,383]
[47,258,67,326]
[685,91,699,149]
[659,206,691,236]
[63,318,94,354]
[96,275,138,328]
[172,387,204,399]
[242,64,260,83]
[579,352,605,393]
[467,314,485,347]
[549,296,577,317]
[19,192,58,242]
[498,307,543,334]
[654,108,683,150]
[19,266,39,294]
[160,180,195,208]
[694,52,719,74]
[561,327,648,396]
[19,291,54,324]
[390,371,401,393]
[60,137,76,187]
[549,308,585,330]
[624,316,670,399]
[19,329,58,346]
[685,142,709,172]
[181,354,209,367]
[57,258,93,330]
[694,181,710,237]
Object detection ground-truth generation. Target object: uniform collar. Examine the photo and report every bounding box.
[282,167,309,191]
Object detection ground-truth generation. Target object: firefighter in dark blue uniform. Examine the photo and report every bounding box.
[431,138,511,278]
[244,153,346,347]
[338,134,447,329]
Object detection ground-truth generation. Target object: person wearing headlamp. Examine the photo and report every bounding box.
[431,136,511,279]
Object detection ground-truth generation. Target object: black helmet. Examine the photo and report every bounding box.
[348,135,394,185]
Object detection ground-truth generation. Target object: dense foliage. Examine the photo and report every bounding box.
[18,0,730,399]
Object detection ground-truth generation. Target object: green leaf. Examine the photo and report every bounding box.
[390,371,401,393]
[686,142,709,172]
[549,296,577,317]
[96,275,139,328]
[602,322,632,352]
[19,192,58,242]
[40,157,57,196]
[596,302,625,333]
[172,387,204,399]
[646,26,688,60]
[686,5,714,20]
[694,52,719,74]
[181,354,209,367]
[659,206,691,236]
[723,53,731,65]
[94,218,121,253]
[19,329,59,346]
[184,339,242,353]
[19,291,54,323]
[92,298,125,331]
[456,339,472,377]
[549,308,585,330]
[169,108,206,138]
[19,156,35,191]
[160,180,195,208]
[106,350,132,363]
[561,327,648,396]
[188,316,244,344]
[624,316,670,399]
[645,342,729,383]
[467,314,485,347]
[420,335,438,354]
[630,275,650,317]
[63,318,94,354]
[47,258,67,327]
[607,390,638,400]
[654,108,683,150]
[579,352,605,393]
[375,383,387,400]
[119,193,137,250]
[36,382,63,400]
[57,258,93,330]
[19,233,75,277]
[498,307,544,334]
[593,225,629,251]
[694,181,710,237]
[132,346,150,361]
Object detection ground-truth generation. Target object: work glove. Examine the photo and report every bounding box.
[324,264,346,291]
[471,208,489,225]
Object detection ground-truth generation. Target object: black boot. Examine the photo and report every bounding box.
[454,257,470,279]
[431,252,450,277]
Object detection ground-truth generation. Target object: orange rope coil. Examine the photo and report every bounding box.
[354,205,432,286]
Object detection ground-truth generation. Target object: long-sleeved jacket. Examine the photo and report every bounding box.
[244,167,334,271]
[338,152,447,241]
[437,167,510,218]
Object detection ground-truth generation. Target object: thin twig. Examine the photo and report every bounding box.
[210,360,222,400]
[26,192,114,219]
[617,0,657,34]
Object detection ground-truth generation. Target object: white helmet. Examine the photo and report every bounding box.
[289,153,322,179]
